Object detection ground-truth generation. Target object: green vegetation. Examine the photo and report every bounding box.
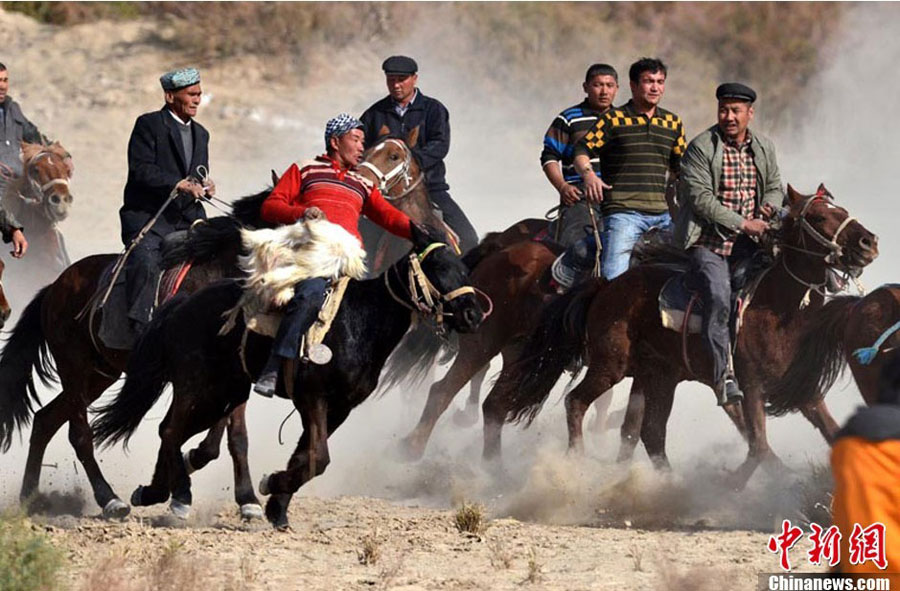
[0,511,65,591]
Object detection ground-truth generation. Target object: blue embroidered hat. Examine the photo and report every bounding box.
[324,113,364,147]
[160,67,201,91]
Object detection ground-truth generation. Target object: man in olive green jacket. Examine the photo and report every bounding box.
[673,83,783,406]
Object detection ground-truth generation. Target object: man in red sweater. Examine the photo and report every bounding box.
[254,113,414,396]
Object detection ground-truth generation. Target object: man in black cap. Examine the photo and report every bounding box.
[360,55,478,254]
[673,82,783,406]
[120,67,215,332]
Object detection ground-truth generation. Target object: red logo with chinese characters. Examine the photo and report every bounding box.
[767,520,888,571]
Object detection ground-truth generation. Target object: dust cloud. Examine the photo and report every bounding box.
[0,3,896,530]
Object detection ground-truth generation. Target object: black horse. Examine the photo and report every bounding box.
[92,223,485,527]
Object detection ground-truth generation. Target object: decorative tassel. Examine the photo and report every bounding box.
[853,347,879,366]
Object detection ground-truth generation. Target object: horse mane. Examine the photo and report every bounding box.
[161,216,243,269]
[230,187,274,229]
[20,141,69,164]
[765,295,860,416]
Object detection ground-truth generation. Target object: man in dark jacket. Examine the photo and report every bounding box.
[360,55,478,254]
[120,67,214,330]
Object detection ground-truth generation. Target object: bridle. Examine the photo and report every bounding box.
[779,193,863,306]
[383,242,492,331]
[19,150,70,207]
[358,138,424,200]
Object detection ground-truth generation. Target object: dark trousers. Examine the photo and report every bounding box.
[686,246,732,385]
[124,232,164,327]
[430,190,479,255]
[271,277,330,360]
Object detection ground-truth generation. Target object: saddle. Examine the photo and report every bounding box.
[89,231,195,351]
[658,250,773,336]
[223,276,351,366]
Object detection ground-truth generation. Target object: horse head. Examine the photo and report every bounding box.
[19,141,74,223]
[782,184,879,273]
[357,130,461,254]
[0,258,10,328]
[399,222,486,334]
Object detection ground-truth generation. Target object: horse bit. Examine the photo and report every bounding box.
[384,242,491,332]
[357,138,424,200]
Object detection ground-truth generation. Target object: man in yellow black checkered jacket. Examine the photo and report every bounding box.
[550,57,686,288]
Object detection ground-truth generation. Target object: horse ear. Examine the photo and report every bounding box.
[271,169,279,186]
[377,124,390,139]
[785,184,803,206]
[816,183,828,198]
[407,126,420,148]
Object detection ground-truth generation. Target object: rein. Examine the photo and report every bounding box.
[358,138,425,200]
[382,242,484,330]
[778,195,863,308]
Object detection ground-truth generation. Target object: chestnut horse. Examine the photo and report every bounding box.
[1,142,74,305]
[766,284,900,414]
[483,185,878,487]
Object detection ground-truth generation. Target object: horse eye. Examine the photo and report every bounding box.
[391,154,399,160]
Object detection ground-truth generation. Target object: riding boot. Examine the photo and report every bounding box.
[716,374,744,407]
[253,354,283,398]
[550,235,597,292]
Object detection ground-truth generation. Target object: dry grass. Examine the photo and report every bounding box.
[454,501,488,536]
[627,541,645,572]
[656,563,748,591]
[487,538,513,570]
[79,539,206,591]
[794,460,834,528]
[357,531,382,566]
[523,546,543,584]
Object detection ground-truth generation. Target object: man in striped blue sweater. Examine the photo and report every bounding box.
[541,63,619,248]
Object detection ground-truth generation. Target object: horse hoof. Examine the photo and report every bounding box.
[240,503,264,521]
[258,474,270,496]
[130,486,144,506]
[169,499,191,520]
[102,498,131,520]
[183,451,196,475]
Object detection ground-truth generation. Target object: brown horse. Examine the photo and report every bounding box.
[483,185,878,487]
[383,218,556,459]
[766,284,900,413]
[1,142,74,304]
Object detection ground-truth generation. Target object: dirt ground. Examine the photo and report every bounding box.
[37,494,822,591]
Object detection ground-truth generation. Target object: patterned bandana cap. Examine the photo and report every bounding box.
[324,113,364,147]
[160,67,201,91]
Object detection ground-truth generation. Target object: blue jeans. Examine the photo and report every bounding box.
[270,277,330,360]
[599,210,672,280]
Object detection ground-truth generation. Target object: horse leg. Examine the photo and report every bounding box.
[225,402,263,520]
[131,408,176,508]
[638,377,677,471]
[263,400,347,529]
[400,348,495,461]
[21,394,75,507]
[616,381,645,463]
[799,399,840,445]
[68,400,130,518]
[183,417,227,474]
[586,385,614,433]
[730,385,782,489]
[565,366,622,454]
[452,363,490,428]
[481,372,517,464]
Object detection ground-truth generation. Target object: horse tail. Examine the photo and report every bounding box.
[0,286,55,453]
[92,297,182,449]
[766,295,860,416]
[377,324,450,396]
[503,279,604,426]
